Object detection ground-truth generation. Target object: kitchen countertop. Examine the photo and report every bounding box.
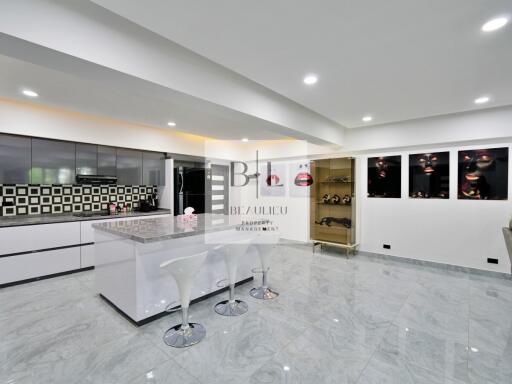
[93,213,239,243]
[0,209,171,228]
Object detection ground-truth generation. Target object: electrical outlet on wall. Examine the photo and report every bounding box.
[383,244,391,250]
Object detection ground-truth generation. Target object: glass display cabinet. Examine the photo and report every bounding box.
[310,157,357,254]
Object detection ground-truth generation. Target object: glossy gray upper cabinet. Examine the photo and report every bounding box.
[98,146,116,176]
[76,143,98,175]
[31,139,76,185]
[116,148,142,185]
[0,134,31,184]
[143,152,165,186]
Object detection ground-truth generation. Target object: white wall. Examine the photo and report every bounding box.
[325,106,512,273]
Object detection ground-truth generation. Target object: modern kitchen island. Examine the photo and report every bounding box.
[92,214,257,325]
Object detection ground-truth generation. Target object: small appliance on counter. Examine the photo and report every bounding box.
[139,194,159,212]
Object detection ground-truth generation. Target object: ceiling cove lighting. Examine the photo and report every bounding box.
[22,89,38,98]
[474,96,490,104]
[362,116,373,122]
[482,17,508,32]
[241,138,249,142]
[303,74,318,85]
[167,121,176,127]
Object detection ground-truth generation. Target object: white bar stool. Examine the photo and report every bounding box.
[250,233,280,300]
[159,251,208,348]
[214,239,251,316]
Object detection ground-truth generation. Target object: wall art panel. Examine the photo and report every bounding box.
[367,156,401,198]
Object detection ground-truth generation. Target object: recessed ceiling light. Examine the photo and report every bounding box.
[22,89,38,98]
[362,116,373,122]
[241,138,249,142]
[474,96,490,104]
[283,366,291,371]
[303,74,318,85]
[167,121,176,127]
[482,17,508,32]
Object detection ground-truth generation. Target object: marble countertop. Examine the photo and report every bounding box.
[0,209,171,228]
[92,213,238,243]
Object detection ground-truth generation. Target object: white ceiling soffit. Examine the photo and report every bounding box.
[0,0,345,145]
[92,0,512,128]
[0,47,285,140]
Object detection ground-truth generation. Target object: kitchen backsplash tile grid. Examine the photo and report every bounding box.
[0,184,157,217]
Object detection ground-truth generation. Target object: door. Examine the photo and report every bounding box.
[209,164,229,214]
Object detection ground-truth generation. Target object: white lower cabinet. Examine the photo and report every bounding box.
[0,247,81,285]
[0,214,170,286]
[0,222,80,255]
[80,244,95,268]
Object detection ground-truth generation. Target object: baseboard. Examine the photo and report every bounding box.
[281,242,512,280]
[0,266,95,289]
[357,250,512,280]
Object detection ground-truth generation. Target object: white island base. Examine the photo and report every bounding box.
[94,218,257,325]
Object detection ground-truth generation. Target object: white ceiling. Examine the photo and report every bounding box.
[0,54,288,140]
[93,0,512,128]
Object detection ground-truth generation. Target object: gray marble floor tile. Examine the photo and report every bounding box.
[171,310,306,384]
[54,333,170,384]
[2,244,512,384]
[357,356,467,384]
[248,320,379,384]
[467,346,512,384]
[127,358,202,384]
[371,324,468,383]
[396,300,469,344]
[0,275,89,321]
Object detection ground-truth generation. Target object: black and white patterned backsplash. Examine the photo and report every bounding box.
[0,184,157,217]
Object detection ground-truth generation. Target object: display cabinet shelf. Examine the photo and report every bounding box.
[310,157,356,248]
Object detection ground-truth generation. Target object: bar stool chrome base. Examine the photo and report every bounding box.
[214,299,248,316]
[249,286,279,300]
[163,323,206,348]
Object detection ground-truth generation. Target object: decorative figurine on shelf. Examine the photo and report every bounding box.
[331,194,341,204]
[342,195,351,205]
[321,194,331,204]
[315,217,352,228]
[325,175,351,183]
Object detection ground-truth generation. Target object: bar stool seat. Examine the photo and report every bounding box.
[160,251,208,348]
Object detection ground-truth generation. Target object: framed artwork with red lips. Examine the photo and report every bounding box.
[458,147,508,200]
[409,152,449,198]
[289,162,313,198]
